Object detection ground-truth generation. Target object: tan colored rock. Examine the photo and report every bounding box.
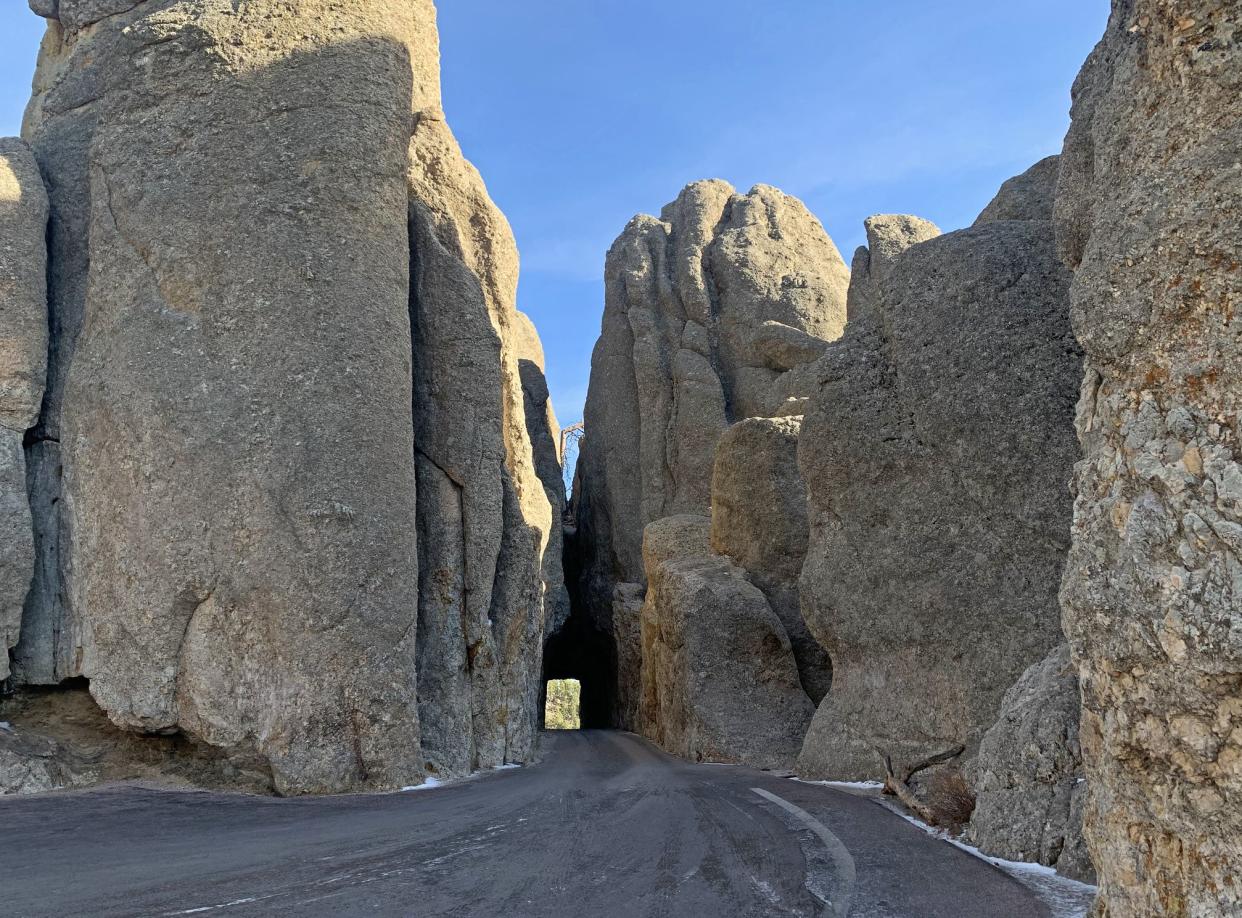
[13,0,553,794]
[637,515,813,770]
[0,138,47,683]
[798,163,1081,780]
[845,214,941,325]
[1054,3,1242,913]
[711,416,830,703]
[569,180,848,728]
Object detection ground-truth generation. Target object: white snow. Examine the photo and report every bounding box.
[399,777,443,792]
[493,763,522,770]
[0,722,13,733]
[794,777,884,792]
[884,803,1097,918]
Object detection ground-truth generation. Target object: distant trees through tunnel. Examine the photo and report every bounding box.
[544,680,581,730]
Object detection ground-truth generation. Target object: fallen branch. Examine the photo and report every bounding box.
[876,744,966,826]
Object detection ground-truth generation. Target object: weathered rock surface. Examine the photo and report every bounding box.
[408,101,553,779]
[798,161,1082,780]
[13,0,555,794]
[0,138,47,684]
[636,515,812,770]
[845,214,941,325]
[568,180,848,728]
[970,645,1093,882]
[1054,3,1242,913]
[710,416,831,703]
[514,310,570,642]
[974,156,1060,225]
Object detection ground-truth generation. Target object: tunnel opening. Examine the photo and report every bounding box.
[543,679,581,730]
[541,613,618,729]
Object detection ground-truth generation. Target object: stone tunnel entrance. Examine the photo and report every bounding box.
[542,613,617,729]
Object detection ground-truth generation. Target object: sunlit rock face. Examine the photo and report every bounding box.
[796,159,1083,781]
[9,0,555,794]
[568,180,848,728]
[0,137,47,684]
[1054,2,1242,913]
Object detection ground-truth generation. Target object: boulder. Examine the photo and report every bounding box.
[568,180,848,727]
[14,0,555,793]
[974,156,1060,225]
[637,515,813,770]
[710,416,831,703]
[0,139,47,683]
[798,160,1082,780]
[1054,2,1242,912]
[970,645,1094,882]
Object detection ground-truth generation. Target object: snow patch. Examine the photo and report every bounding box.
[793,777,883,793]
[885,803,1097,918]
[400,777,443,792]
[493,763,522,770]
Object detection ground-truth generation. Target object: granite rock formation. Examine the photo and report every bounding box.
[567,180,849,728]
[636,515,813,770]
[710,416,831,703]
[970,644,1093,882]
[0,138,47,684]
[5,0,555,795]
[798,159,1083,779]
[1055,2,1242,913]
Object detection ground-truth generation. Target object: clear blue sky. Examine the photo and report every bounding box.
[0,2,1108,425]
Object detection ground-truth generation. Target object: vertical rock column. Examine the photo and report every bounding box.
[1055,2,1242,913]
[20,0,428,794]
[0,138,47,682]
[407,97,553,774]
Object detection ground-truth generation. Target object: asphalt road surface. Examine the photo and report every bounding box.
[1,730,1049,917]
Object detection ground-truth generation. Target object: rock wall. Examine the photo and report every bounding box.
[970,644,1093,882]
[798,159,1083,779]
[6,0,555,794]
[0,138,47,684]
[710,416,830,703]
[636,515,812,770]
[1054,2,1242,913]
[568,180,848,727]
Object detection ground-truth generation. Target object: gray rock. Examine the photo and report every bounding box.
[514,311,570,642]
[636,515,813,770]
[974,156,1060,225]
[12,0,555,795]
[0,138,48,683]
[798,170,1082,780]
[569,180,848,728]
[846,214,941,325]
[711,417,831,703]
[1054,3,1242,913]
[970,645,1094,882]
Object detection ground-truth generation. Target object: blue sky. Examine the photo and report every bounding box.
[0,2,1108,425]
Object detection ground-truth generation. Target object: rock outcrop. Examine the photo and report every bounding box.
[710,416,830,703]
[970,644,1093,882]
[568,180,849,727]
[636,515,812,770]
[7,0,555,794]
[0,139,47,684]
[798,160,1083,779]
[1054,2,1242,913]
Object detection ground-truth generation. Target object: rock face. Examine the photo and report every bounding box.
[636,515,813,770]
[710,416,830,703]
[798,160,1083,779]
[970,645,1093,882]
[0,138,47,684]
[10,0,555,794]
[1054,3,1242,913]
[568,180,849,727]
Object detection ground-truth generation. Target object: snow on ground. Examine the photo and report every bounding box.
[795,778,885,793]
[881,801,1097,918]
[400,777,443,792]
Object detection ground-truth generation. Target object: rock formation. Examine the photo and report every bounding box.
[0,138,47,684]
[970,644,1093,882]
[636,515,813,770]
[567,180,848,728]
[4,0,556,795]
[1054,2,1242,912]
[710,416,831,702]
[798,159,1083,779]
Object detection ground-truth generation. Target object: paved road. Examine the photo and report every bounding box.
[0,731,1048,917]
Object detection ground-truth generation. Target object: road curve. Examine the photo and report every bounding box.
[0,730,1048,917]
